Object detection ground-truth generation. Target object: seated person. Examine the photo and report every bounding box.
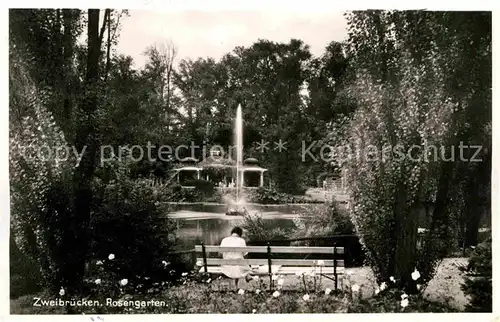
[219,226,253,288]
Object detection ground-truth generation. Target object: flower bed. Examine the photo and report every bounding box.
[11,258,459,314]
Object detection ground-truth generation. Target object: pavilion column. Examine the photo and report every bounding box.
[197,170,200,180]
[260,171,264,187]
[241,170,245,187]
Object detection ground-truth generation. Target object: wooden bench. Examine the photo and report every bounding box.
[195,243,344,290]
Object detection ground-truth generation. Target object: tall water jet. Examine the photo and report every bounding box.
[226,104,247,216]
[235,104,243,201]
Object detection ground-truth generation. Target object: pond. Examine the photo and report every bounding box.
[172,212,297,250]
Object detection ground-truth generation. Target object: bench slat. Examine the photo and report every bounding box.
[196,258,344,267]
[199,266,345,275]
[195,245,344,254]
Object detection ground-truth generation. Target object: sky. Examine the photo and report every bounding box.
[116,9,349,69]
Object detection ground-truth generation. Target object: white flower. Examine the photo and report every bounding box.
[206,278,211,283]
[96,260,103,265]
[401,293,408,300]
[351,284,360,292]
[196,260,203,267]
[59,288,65,296]
[272,291,280,298]
[324,288,332,295]
[277,279,284,286]
[94,279,101,285]
[272,274,278,281]
[411,268,421,281]
[375,288,380,295]
[119,279,128,286]
[303,294,310,301]
[416,284,421,290]
[401,298,409,308]
[389,276,396,283]
[252,309,257,314]
[379,282,387,291]
[181,272,188,277]
[162,260,170,266]
[255,289,261,294]
[238,289,245,295]
[108,254,115,260]
[253,275,259,281]
[316,260,325,266]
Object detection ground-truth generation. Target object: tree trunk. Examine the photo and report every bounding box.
[67,8,101,295]
[62,9,77,143]
[105,10,112,81]
[464,147,490,247]
[427,158,456,262]
[392,176,418,293]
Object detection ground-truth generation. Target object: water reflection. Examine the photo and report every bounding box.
[175,216,295,250]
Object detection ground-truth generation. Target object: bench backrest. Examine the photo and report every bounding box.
[195,245,345,267]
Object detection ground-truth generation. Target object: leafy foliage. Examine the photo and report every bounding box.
[9,49,77,291]
[246,187,295,204]
[460,237,492,312]
[342,10,491,292]
[89,158,178,284]
[240,212,289,243]
[292,201,355,239]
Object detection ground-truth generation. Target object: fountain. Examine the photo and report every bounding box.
[226,104,248,216]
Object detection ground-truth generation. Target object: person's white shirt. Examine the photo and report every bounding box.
[220,234,248,259]
[219,233,250,279]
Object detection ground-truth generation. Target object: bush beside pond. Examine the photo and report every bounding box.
[164,186,325,204]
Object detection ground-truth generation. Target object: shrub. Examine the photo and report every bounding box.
[89,173,178,285]
[290,201,363,266]
[189,179,215,197]
[348,288,458,313]
[239,212,290,244]
[460,237,492,312]
[292,201,355,238]
[9,59,78,293]
[246,187,294,204]
[9,235,43,298]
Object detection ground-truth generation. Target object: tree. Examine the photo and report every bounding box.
[67,9,112,293]
[9,50,71,289]
[143,40,179,135]
[9,9,83,142]
[343,10,491,292]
